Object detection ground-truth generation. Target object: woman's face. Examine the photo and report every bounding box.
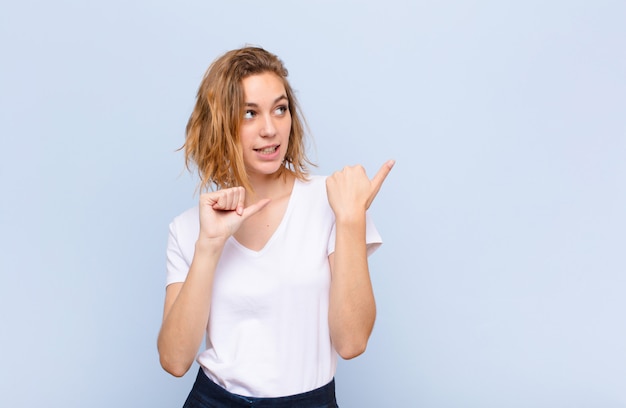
[239,72,292,182]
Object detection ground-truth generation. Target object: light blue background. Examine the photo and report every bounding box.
[1,1,625,407]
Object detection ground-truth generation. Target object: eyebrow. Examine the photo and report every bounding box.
[244,95,288,107]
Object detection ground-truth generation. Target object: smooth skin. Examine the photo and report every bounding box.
[326,160,394,359]
[157,72,394,377]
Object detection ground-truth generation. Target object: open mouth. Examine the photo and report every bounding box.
[254,145,279,154]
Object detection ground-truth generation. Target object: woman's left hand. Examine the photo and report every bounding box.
[326,160,395,220]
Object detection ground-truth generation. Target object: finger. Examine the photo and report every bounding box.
[211,191,228,210]
[199,192,215,207]
[228,187,242,210]
[367,159,395,207]
[236,187,245,215]
[223,187,240,212]
[241,198,271,220]
[371,160,395,190]
[212,187,241,211]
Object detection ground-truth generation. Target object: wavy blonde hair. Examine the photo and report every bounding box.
[183,46,313,192]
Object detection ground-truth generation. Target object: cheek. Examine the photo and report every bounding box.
[282,118,293,138]
[238,128,254,147]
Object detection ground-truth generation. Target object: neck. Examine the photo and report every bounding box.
[247,170,295,204]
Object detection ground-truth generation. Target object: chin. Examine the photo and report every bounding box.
[249,164,285,178]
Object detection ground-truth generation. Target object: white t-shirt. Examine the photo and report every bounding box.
[165,175,382,397]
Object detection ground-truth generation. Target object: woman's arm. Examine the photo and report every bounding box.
[326,161,394,359]
[158,239,225,377]
[157,188,269,377]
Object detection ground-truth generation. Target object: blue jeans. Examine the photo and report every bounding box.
[182,368,339,408]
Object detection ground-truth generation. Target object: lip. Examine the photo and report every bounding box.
[253,144,281,160]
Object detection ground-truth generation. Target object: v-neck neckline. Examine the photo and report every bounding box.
[230,178,300,256]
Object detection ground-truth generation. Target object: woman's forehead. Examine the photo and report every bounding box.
[242,72,287,103]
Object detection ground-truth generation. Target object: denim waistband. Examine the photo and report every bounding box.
[183,367,338,408]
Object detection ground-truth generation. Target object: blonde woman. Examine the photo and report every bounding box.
[158,46,394,407]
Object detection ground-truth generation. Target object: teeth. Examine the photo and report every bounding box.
[258,146,277,154]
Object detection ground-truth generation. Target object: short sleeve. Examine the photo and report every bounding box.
[165,219,191,286]
[165,206,200,286]
[327,212,382,256]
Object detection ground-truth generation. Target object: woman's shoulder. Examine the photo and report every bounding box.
[295,174,329,197]
[169,206,200,235]
[298,174,327,188]
[293,175,332,212]
[173,205,199,221]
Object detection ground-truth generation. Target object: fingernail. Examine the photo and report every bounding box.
[237,206,243,215]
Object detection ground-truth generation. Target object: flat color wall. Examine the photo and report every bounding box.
[1,1,625,407]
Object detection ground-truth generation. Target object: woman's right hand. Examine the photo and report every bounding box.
[160,186,270,377]
[198,187,270,243]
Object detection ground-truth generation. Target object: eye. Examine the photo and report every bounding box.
[243,110,256,120]
[274,105,288,115]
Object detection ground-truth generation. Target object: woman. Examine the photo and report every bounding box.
[158,46,394,407]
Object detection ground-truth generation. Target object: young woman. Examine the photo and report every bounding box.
[157,46,394,408]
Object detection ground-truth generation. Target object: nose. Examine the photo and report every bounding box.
[259,114,276,137]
